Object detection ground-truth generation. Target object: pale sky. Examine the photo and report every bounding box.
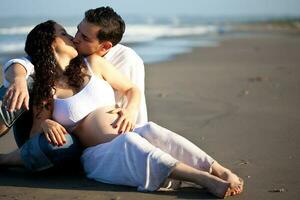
[1,0,300,18]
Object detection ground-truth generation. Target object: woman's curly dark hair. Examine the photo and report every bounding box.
[25,20,86,115]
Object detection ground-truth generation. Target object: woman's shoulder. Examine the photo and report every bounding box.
[84,55,106,77]
[86,54,107,65]
[87,54,116,72]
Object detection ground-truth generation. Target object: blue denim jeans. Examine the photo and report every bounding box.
[19,132,83,171]
[13,106,83,172]
[1,80,83,171]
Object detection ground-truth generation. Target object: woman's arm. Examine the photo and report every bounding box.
[30,105,67,146]
[30,106,51,137]
[87,55,141,133]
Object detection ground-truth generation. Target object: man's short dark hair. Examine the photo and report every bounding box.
[85,7,125,46]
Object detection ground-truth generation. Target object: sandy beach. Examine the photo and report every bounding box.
[0,31,299,199]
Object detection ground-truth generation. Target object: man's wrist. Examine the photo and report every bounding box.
[11,76,26,83]
[5,63,27,84]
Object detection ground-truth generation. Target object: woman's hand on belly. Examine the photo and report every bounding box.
[109,106,137,134]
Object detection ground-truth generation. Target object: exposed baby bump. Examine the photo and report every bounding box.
[75,106,120,147]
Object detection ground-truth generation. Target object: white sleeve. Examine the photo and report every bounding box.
[112,51,148,125]
[2,56,35,87]
[130,59,148,126]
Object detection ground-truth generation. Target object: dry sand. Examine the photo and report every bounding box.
[0,31,300,199]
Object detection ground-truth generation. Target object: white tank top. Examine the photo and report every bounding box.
[52,59,116,130]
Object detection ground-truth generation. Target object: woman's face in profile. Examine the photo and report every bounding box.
[52,23,78,59]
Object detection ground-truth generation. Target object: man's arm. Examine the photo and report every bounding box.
[2,57,34,111]
[3,63,29,111]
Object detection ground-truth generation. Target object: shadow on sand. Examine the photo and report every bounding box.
[0,168,218,199]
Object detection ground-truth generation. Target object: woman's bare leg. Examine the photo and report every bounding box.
[135,122,214,172]
[135,122,243,194]
[169,162,238,198]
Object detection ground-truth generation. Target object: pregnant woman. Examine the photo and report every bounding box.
[5,20,244,198]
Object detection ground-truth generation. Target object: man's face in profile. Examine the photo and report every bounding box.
[73,19,103,56]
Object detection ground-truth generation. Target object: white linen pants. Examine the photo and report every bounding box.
[81,121,215,191]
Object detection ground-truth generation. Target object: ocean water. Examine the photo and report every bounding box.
[0,15,229,65]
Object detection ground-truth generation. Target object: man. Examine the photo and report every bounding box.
[0,7,147,171]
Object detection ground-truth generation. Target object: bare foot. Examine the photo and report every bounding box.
[211,162,244,196]
[220,170,244,196]
[204,176,231,198]
[207,178,243,199]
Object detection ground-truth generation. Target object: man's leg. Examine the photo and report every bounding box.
[0,132,83,171]
[12,108,32,147]
[1,97,82,171]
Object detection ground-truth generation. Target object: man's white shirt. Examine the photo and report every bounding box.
[2,44,148,126]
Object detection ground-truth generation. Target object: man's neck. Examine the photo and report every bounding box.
[97,44,117,58]
[94,48,110,57]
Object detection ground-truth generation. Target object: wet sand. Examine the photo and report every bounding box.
[1,31,300,199]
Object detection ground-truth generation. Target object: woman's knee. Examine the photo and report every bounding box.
[143,121,160,134]
[123,132,141,143]
[122,132,154,151]
[144,121,170,139]
[147,121,158,129]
